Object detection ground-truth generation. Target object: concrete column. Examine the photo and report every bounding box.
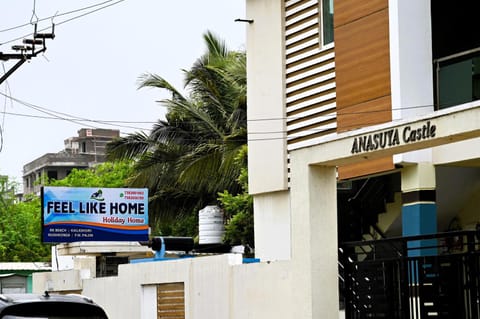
[290,150,338,318]
[253,191,291,261]
[401,162,437,256]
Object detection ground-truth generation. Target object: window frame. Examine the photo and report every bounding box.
[320,0,334,49]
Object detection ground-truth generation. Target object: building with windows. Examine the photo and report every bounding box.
[247,0,480,317]
[31,1,480,318]
[23,128,119,196]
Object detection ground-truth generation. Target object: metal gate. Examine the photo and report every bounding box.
[339,230,480,318]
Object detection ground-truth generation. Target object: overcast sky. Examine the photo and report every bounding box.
[0,0,246,186]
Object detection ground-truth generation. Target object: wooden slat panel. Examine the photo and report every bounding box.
[287,50,334,75]
[334,0,387,28]
[287,76,335,100]
[285,1,318,24]
[287,87,336,109]
[158,282,185,319]
[287,98,335,117]
[285,0,338,152]
[338,157,394,180]
[286,0,309,11]
[335,8,391,114]
[337,95,391,132]
[334,1,393,178]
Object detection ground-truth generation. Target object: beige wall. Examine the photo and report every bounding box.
[253,190,291,261]
[34,254,300,319]
[246,0,288,195]
[458,181,480,229]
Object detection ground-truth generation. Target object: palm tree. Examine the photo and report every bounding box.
[107,31,247,231]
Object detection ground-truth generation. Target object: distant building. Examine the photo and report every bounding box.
[23,128,120,196]
[0,262,50,293]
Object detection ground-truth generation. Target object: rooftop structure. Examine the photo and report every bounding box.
[22,128,119,196]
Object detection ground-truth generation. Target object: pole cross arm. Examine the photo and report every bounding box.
[0,47,47,85]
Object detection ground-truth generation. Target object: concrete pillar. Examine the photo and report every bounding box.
[401,162,437,256]
[290,150,338,318]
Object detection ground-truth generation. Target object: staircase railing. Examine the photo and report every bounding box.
[339,230,480,319]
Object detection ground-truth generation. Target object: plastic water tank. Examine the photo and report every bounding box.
[198,205,225,244]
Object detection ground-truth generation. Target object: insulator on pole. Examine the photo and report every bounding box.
[34,33,55,39]
[11,45,32,51]
[23,39,44,45]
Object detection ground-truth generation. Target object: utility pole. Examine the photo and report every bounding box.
[0,24,55,85]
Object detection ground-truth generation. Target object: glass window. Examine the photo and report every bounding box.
[322,0,334,46]
[47,170,58,180]
[436,54,480,109]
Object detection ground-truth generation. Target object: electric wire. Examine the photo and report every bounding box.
[0,63,15,153]
[29,0,39,25]
[0,0,119,33]
[0,89,443,142]
[0,0,127,46]
[0,109,153,132]
[0,90,153,132]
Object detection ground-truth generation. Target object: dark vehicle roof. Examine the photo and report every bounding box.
[0,292,108,318]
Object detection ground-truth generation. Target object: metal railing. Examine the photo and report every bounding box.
[339,230,480,318]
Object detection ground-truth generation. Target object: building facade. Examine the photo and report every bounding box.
[31,2,480,318]
[0,263,50,293]
[247,0,480,317]
[23,128,119,196]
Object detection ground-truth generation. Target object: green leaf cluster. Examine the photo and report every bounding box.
[218,146,254,248]
[0,181,50,261]
[47,161,133,188]
[106,31,248,235]
[0,161,135,262]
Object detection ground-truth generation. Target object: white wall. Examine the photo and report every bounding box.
[34,254,304,319]
[389,0,435,164]
[231,261,294,319]
[433,137,480,165]
[389,0,433,121]
[246,0,288,195]
[253,190,291,261]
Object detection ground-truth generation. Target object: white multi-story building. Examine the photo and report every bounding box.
[247,0,480,317]
[34,1,480,318]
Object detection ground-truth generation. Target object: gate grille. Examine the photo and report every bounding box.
[340,230,480,318]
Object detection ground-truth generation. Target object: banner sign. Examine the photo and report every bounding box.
[42,186,149,243]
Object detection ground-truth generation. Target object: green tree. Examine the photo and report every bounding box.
[47,161,133,188]
[107,31,247,233]
[0,180,50,261]
[0,161,134,262]
[218,145,254,249]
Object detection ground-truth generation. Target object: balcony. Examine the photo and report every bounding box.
[435,48,480,109]
[339,230,480,318]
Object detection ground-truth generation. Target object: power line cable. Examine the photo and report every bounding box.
[0,89,443,142]
[0,89,440,137]
[0,90,153,132]
[0,0,126,46]
[0,62,15,153]
[0,109,152,133]
[0,0,118,33]
[29,0,39,25]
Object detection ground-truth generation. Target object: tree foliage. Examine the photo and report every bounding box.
[218,145,254,248]
[0,180,50,261]
[0,161,135,262]
[106,31,247,233]
[47,161,133,188]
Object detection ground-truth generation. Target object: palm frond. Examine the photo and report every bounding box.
[106,132,151,161]
[106,31,247,227]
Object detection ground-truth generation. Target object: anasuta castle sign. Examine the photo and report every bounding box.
[351,121,436,154]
